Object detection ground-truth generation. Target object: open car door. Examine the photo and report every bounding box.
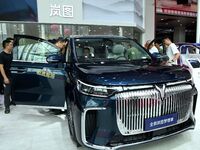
[11,34,66,109]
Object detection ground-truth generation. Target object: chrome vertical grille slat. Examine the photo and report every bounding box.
[116,84,193,135]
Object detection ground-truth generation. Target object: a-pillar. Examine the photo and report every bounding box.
[40,25,46,39]
[173,26,185,43]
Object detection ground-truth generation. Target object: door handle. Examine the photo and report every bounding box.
[11,68,27,73]
[16,68,27,73]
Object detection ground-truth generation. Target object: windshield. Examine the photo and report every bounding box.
[74,38,151,63]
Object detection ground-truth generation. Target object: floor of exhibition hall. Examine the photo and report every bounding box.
[0,83,200,150]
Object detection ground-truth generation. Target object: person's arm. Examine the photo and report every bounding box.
[172,52,180,62]
[0,64,10,84]
[171,43,180,62]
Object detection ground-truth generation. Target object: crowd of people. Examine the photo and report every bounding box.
[144,37,180,65]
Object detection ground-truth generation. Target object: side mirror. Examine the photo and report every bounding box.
[46,54,62,63]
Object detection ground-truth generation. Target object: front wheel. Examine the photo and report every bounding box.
[66,100,80,147]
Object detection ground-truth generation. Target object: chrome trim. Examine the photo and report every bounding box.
[81,107,195,150]
[15,104,66,110]
[115,84,193,135]
[122,85,153,90]
[81,107,108,150]
[155,84,166,99]
[166,78,193,86]
[12,60,48,63]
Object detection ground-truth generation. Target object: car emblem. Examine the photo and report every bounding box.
[155,84,166,99]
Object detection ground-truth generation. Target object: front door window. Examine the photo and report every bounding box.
[13,38,59,63]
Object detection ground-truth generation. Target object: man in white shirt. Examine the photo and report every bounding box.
[163,37,180,65]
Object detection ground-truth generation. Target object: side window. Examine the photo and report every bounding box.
[180,46,187,54]
[13,38,59,63]
[187,46,196,54]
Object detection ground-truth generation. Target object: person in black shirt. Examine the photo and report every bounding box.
[0,39,13,114]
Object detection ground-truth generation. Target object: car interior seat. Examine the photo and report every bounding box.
[125,47,142,60]
[108,44,126,60]
[76,47,83,58]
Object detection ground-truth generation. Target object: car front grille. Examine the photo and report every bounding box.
[115,84,193,135]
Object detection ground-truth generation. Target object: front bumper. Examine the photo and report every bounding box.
[75,83,197,150]
[80,107,195,150]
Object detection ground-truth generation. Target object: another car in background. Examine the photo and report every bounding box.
[176,43,200,84]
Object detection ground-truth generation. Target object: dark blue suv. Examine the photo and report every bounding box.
[12,35,197,150]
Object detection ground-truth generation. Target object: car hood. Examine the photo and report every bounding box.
[75,63,191,86]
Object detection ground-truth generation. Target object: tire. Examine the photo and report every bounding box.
[66,100,81,147]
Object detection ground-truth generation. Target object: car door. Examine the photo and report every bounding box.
[11,34,66,108]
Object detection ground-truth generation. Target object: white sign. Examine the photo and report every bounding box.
[50,4,73,18]
[37,0,82,24]
[150,117,174,127]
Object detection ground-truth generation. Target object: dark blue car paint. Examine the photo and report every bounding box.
[75,63,191,86]
[12,35,197,149]
[12,62,66,106]
[72,84,197,147]
[67,37,196,148]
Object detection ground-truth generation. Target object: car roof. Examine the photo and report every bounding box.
[176,42,200,46]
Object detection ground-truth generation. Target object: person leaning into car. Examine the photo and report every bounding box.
[0,38,13,114]
[163,37,180,65]
[55,37,69,62]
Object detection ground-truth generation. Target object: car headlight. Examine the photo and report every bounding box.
[77,80,117,97]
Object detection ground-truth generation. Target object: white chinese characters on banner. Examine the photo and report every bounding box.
[149,117,174,128]
[50,4,73,18]
[63,5,73,17]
